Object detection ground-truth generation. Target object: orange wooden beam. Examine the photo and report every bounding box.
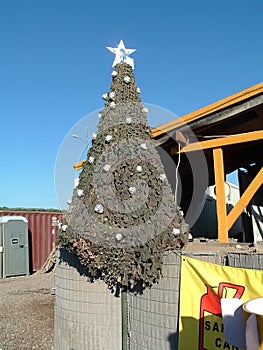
[74,160,86,171]
[227,166,263,231]
[171,130,263,155]
[213,148,228,242]
[74,130,263,170]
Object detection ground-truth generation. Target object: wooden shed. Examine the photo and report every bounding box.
[153,82,263,242]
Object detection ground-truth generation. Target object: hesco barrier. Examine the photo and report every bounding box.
[128,252,182,350]
[54,248,122,350]
[128,251,221,350]
[0,210,63,271]
[54,250,263,350]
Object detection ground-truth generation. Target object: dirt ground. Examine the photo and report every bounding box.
[0,241,260,350]
[0,271,55,350]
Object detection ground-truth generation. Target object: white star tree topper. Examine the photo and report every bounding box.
[107,39,136,69]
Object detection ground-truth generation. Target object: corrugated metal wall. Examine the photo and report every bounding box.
[227,253,263,269]
[0,210,63,270]
[191,182,243,239]
[191,197,218,238]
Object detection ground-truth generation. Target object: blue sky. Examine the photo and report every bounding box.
[0,0,262,210]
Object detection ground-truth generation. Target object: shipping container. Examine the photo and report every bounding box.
[0,210,64,271]
[191,181,243,239]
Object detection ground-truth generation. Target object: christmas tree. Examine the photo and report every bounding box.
[58,40,188,292]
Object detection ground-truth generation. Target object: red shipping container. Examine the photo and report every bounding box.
[0,210,64,271]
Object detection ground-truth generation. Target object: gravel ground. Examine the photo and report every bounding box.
[0,271,55,350]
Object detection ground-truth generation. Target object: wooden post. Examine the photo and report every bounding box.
[213,148,228,242]
[121,290,128,350]
[227,166,263,231]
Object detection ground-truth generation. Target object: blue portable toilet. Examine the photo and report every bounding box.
[0,216,30,278]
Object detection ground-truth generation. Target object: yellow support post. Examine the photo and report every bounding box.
[213,148,228,242]
[227,166,263,231]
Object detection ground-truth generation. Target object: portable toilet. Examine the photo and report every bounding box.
[0,216,30,278]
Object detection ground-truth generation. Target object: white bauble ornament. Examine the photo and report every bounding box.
[92,133,97,140]
[111,70,117,77]
[62,224,68,232]
[126,117,132,124]
[159,174,167,181]
[88,156,95,163]
[129,187,136,195]
[94,204,104,214]
[102,93,108,100]
[74,177,79,187]
[109,91,116,99]
[98,112,102,119]
[77,189,84,198]
[172,228,180,236]
[124,76,131,83]
[115,233,123,241]
[136,165,142,172]
[105,135,113,142]
[137,87,141,93]
[143,107,148,113]
[103,164,111,172]
[140,143,147,150]
[109,101,116,108]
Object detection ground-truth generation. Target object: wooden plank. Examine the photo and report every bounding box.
[213,148,228,242]
[227,166,263,231]
[73,160,85,171]
[171,130,263,155]
[75,129,263,169]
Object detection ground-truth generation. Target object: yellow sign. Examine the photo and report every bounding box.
[178,256,263,350]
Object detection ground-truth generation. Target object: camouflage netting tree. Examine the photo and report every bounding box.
[57,40,189,292]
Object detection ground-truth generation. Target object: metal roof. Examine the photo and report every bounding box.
[0,216,28,223]
[152,82,263,137]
